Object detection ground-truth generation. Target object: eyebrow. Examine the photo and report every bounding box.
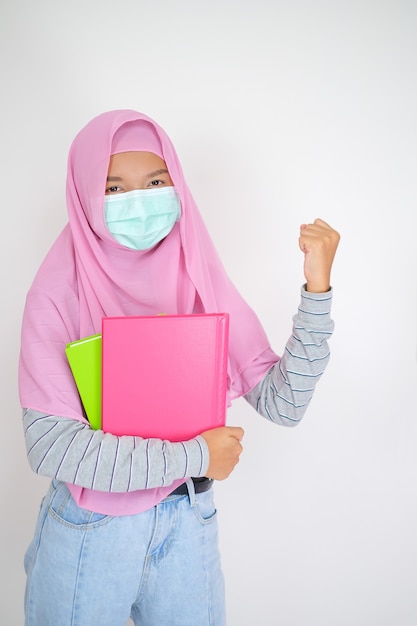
[106,169,169,182]
[146,168,169,179]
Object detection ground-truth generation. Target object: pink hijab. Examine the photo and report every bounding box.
[19,109,278,514]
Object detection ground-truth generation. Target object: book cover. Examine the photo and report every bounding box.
[65,334,102,430]
[101,313,229,441]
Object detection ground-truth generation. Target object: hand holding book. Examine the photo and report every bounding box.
[201,426,244,480]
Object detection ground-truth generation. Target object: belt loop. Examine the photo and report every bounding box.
[185,478,197,507]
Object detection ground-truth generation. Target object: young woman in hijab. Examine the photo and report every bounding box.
[19,109,340,625]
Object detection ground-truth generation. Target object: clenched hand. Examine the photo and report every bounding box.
[200,426,244,480]
[299,218,340,293]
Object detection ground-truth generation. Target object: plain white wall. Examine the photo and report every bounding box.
[1,1,417,624]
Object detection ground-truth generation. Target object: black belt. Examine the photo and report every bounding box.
[170,477,213,496]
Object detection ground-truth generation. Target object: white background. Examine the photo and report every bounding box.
[1,1,417,624]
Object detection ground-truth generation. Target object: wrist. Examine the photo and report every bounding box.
[305,280,330,293]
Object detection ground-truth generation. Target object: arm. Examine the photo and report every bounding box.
[244,286,333,425]
[245,217,339,424]
[22,408,209,492]
[199,219,340,478]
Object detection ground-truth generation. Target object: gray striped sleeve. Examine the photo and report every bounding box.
[22,409,209,492]
[244,286,334,426]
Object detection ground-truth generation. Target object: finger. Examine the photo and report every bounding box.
[227,426,245,441]
[299,225,340,251]
[301,217,331,229]
[300,223,329,237]
[313,217,333,229]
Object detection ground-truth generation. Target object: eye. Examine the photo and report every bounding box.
[105,185,123,194]
[148,179,165,187]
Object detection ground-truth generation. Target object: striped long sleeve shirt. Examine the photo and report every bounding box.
[22,287,334,493]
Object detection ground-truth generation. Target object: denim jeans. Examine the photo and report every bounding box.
[24,479,226,625]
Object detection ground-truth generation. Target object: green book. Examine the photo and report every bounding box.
[65,334,102,430]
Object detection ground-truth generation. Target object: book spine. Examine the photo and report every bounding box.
[215,314,229,423]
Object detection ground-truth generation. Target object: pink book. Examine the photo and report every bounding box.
[101,313,229,441]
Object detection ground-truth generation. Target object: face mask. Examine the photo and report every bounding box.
[104,186,181,250]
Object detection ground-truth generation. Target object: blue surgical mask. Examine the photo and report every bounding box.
[104,186,181,250]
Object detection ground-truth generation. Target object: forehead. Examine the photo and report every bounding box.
[107,151,168,175]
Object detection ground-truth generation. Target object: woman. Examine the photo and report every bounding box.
[19,109,339,625]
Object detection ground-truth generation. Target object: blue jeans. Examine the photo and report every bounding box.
[24,479,226,625]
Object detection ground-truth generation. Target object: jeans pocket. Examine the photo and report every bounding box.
[48,481,113,530]
[192,489,218,525]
